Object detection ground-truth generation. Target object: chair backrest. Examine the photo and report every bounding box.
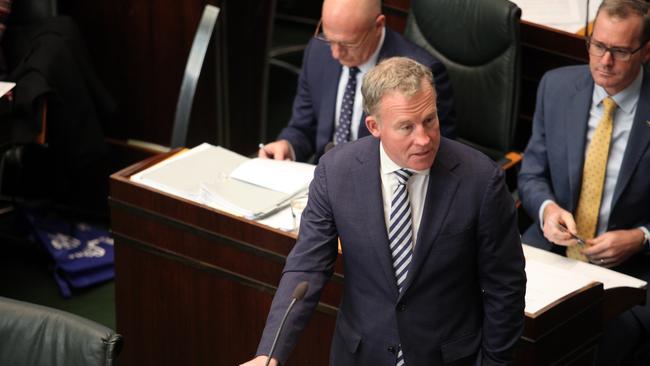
[405,0,521,160]
[0,296,122,366]
[170,4,220,148]
[9,0,58,26]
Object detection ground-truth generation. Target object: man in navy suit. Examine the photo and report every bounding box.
[242,57,525,366]
[258,0,455,162]
[519,0,650,364]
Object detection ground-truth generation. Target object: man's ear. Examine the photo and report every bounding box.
[365,115,381,138]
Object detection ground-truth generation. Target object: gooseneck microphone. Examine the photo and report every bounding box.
[264,281,309,366]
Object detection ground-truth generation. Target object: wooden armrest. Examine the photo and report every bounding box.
[499,151,523,171]
[35,101,47,145]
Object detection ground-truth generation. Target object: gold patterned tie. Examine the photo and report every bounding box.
[567,97,617,261]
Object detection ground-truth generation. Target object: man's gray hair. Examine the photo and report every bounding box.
[361,57,435,117]
[596,0,650,44]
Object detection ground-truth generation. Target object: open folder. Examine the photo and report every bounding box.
[130,143,315,220]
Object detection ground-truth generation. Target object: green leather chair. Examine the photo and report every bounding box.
[0,296,122,366]
[405,0,522,169]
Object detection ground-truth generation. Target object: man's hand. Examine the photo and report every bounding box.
[258,140,293,161]
[583,229,645,268]
[240,355,279,366]
[542,202,580,246]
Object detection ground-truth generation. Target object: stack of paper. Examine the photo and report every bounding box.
[130,143,315,228]
[523,244,646,315]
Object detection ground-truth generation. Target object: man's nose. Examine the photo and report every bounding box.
[601,50,615,65]
[330,43,343,60]
[414,126,432,145]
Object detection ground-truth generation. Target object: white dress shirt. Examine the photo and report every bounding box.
[379,142,429,247]
[334,28,385,142]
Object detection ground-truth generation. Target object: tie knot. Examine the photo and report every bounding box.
[602,97,617,116]
[394,169,413,185]
[349,66,360,77]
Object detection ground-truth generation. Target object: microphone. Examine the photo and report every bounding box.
[265,281,309,366]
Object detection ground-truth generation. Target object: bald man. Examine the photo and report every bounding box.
[258,0,456,162]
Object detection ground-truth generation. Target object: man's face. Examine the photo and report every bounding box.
[589,12,650,95]
[366,82,440,170]
[321,15,383,67]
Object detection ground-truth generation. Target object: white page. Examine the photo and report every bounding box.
[0,82,15,97]
[523,244,646,290]
[257,206,295,232]
[512,0,596,33]
[230,158,315,195]
[524,260,594,315]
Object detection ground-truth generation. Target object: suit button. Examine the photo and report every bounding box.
[397,303,406,312]
[387,346,396,354]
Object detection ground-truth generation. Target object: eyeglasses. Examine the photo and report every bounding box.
[586,37,646,61]
[313,17,378,50]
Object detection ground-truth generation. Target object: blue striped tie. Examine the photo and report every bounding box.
[389,168,414,366]
[334,67,360,145]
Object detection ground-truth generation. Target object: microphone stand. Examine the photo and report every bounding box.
[264,297,298,366]
[264,281,308,366]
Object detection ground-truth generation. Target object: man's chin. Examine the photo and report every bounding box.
[407,153,435,170]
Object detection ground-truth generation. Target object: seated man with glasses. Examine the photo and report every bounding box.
[518,0,650,364]
[258,0,456,162]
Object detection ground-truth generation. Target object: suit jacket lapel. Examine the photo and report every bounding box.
[321,60,342,142]
[351,139,398,294]
[566,73,594,210]
[612,70,650,206]
[357,112,369,138]
[400,142,460,298]
[355,30,397,140]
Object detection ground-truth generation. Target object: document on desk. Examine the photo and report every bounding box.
[511,0,601,33]
[130,143,315,227]
[0,82,15,97]
[230,158,315,195]
[523,244,646,316]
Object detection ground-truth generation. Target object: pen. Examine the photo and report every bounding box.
[556,223,586,246]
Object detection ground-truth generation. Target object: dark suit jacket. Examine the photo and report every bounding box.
[518,65,650,332]
[277,28,456,162]
[257,136,525,366]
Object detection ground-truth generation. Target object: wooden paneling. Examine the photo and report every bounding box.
[109,151,342,365]
[62,0,275,156]
[111,152,643,365]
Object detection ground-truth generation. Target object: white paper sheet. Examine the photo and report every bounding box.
[0,82,15,97]
[229,158,315,195]
[512,0,602,33]
[523,244,646,315]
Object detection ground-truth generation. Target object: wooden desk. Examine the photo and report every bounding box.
[110,151,643,366]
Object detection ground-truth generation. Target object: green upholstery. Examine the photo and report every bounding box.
[405,0,522,163]
[0,296,122,366]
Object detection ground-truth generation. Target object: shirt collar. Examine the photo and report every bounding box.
[379,141,430,176]
[593,67,643,114]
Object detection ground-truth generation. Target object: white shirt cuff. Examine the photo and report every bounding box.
[539,200,555,231]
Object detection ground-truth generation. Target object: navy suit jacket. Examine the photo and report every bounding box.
[519,65,650,332]
[277,28,456,162]
[257,136,525,366]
